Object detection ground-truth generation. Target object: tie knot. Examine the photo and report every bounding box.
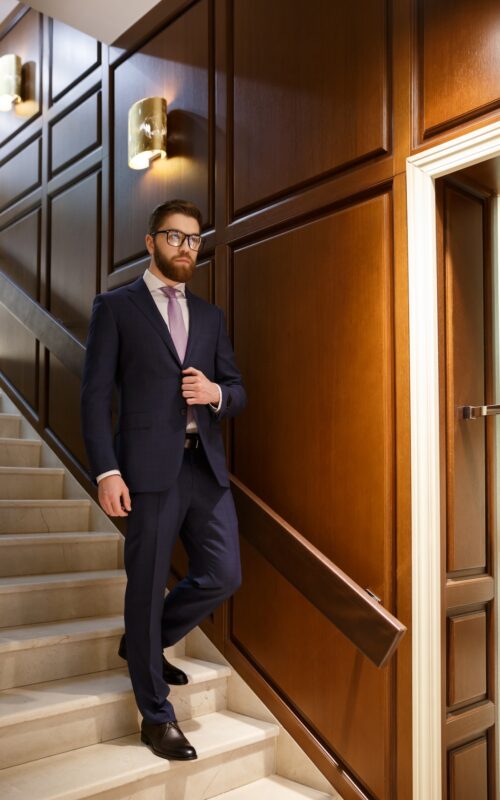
[160,285,182,299]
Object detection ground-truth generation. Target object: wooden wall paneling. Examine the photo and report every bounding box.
[111,0,212,270]
[444,185,487,572]
[230,192,394,798]
[46,351,88,470]
[232,194,394,592]
[0,136,41,213]
[49,89,102,177]
[49,18,101,105]
[0,206,41,297]
[447,612,487,709]
[418,0,500,141]
[0,307,38,410]
[48,169,101,343]
[0,9,42,147]
[231,0,390,217]
[448,738,488,800]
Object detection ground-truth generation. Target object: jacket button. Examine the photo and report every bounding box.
[180,408,186,415]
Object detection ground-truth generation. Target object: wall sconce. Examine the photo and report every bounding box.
[0,54,22,112]
[128,97,167,170]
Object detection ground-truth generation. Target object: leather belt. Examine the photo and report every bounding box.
[184,432,200,449]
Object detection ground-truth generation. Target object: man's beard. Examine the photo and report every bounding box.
[154,241,196,283]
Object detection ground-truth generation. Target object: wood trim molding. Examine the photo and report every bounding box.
[406,119,500,800]
[231,475,406,668]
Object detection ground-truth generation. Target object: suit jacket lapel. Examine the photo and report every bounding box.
[183,286,200,367]
[126,277,181,366]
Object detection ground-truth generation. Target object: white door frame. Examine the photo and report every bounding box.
[407,120,500,800]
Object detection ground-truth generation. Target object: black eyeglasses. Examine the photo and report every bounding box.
[152,228,204,252]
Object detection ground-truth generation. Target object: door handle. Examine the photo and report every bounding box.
[461,404,500,420]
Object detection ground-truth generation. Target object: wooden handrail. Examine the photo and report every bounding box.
[0,267,406,666]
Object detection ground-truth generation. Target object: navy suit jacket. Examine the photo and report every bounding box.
[80,275,246,493]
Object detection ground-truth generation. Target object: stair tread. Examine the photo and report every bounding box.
[0,466,64,474]
[0,498,90,506]
[0,710,279,800]
[210,776,335,799]
[0,659,232,726]
[0,569,125,591]
[0,615,125,652]
[0,531,120,544]
[0,437,41,445]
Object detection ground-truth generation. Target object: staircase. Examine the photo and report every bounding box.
[0,390,338,800]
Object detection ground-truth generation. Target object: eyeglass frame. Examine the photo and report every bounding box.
[151,228,204,252]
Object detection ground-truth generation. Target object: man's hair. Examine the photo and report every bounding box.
[148,199,202,235]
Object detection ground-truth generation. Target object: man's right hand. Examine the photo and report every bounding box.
[98,475,132,517]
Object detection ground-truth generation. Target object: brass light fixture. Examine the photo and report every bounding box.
[0,54,22,112]
[128,96,167,170]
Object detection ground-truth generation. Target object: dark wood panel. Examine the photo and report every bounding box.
[50,18,101,104]
[232,0,389,215]
[448,738,488,800]
[49,170,101,343]
[232,193,394,594]
[112,0,211,269]
[444,186,487,572]
[0,9,42,147]
[419,0,500,138]
[46,351,88,469]
[0,207,40,297]
[0,137,41,212]
[0,305,37,409]
[233,537,391,799]
[448,612,487,708]
[49,90,101,176]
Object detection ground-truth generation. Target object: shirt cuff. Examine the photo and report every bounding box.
[208,384,222,413]
[96,469,122,483]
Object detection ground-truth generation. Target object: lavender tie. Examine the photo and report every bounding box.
[159,285,194,428]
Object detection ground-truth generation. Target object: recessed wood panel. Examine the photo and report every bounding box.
[233,193,393,592]
[0,10,42,147]
[49,171,100,343]
[420,0,500,137]
[0,137,41,212]
[444,186,487,572]
[0,207,40,297]
[50,18,101,103]
[112,0,211,269]
[47,352,88,469]
[448,738,488,800]
[448,611,487,708]
[232,0,389,214]
[233,537,390,798]
[0,306,37,409]
[49,91,101,176]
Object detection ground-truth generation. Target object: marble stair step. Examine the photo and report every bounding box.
[0,660,233,770]
[0,615,185,690]
[0,437,41,466]
[0,570,126,627]
[209,776,335,799]
[0,531,122,577]
[0,709,279,800]
[0,466,65,499]
[0,413,21,438]
[0,499,91,533]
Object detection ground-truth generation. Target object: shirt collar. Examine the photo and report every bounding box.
[143,267,186,297]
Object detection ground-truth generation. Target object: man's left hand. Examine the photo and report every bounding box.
[182,367,219,405]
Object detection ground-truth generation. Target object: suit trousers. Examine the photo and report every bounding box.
[122,441,242,724]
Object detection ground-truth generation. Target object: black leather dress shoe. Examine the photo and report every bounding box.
[118,635,189,685]
[140,719,197,760]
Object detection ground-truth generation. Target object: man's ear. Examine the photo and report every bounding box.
[145,234,154,255]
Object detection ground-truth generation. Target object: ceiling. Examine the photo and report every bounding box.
[18,0,163,44]
[0,0,20,28]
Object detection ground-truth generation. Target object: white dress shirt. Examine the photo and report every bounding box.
[96,267,222,484]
